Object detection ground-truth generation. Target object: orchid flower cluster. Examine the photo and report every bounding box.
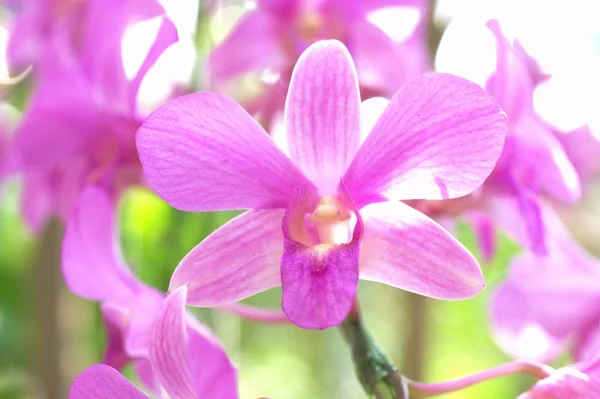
[1,0,600,398]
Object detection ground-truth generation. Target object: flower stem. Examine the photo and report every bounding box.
[408,360,555,397]
[339,302,408,399]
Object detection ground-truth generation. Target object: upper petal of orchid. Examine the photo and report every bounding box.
[284,40,360,195]
[485,19,535,121]
[349,19,429,98]
[69,364,149,399]
[344,73,507,207]
[359,200,485,299]
[128,16,179,113]
[169,209,284,305]
[150,287,238,399]
[281,183,362,329]
[209,10,287,82]
[137,92,309,212]
[62,187,139,301]
[79,0,167,109]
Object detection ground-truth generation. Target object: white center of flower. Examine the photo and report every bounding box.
[309,195,351,247]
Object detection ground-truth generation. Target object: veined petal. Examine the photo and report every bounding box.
[344,73,506,206]
[62,187,139,301]
[285,40,361,195]
[69,364,149,399]
[169,210,284,305]
[281,183,362,329]
[208,10,286,82]
[359,201,485,299]
[150,287,238,399]
[137,92,309,211]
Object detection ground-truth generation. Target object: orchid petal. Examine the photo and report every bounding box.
[209,10,286,82]
[80,0,166,108]
[170,209,284,305]
[14,53,99,170]
[344,73,506,206]
[281,183,362,329]
[101,303,130,371]
[285,40,360,195]
[349,19,428,98]
[220,303,289,324]
[464,211,496,262]
[485,20,534,121]
[129,17,179,113]
[69,364,149,399]
[62,187,138,301]
[137,92,309,211]
[124,289,165,358]
[491,250,600,362]
[359,201,485,299]
[21,171,52,233]
[150,287,238,399]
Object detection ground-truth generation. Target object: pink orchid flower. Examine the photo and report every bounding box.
[481,19,581,254]
[137,39,507,330]
[10,0,177,232]
[555,125,600,191]
[519,356,600,399]
[209,0,430,128]
[69,287,239,399]
[62,187,237,396]
[4,0,166,73]
[490,200,600,362]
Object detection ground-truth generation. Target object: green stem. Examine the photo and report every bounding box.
[339,304,408,399]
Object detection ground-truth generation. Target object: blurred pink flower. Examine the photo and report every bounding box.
[137,40,507,329]
[69,287,238,399]
[10,0,178,232]
[209,0,430,128]
[482,19,581,254]
[62,187,237,396]
[519,357,600,399]
[490,200,600,362]
[555,125,600,191]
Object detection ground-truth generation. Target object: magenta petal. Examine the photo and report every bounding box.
[170,209,284,305]
[14,61,99,170]
[128,17,178,112]
[359,201,485,300]
[285,40,361,195]
[281,184,362,329]
[137,92,309,211]
[344,73,506,206]
[485,19,533,121]
[464,211,496,262]
[69,364,149,399]
[101,303,130,371]
[21,171,52,232]
[124,289,165,358]
[491,250,600,361]
[209,10,286,82]
[150,287,238,399]
[62,187,138,301]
